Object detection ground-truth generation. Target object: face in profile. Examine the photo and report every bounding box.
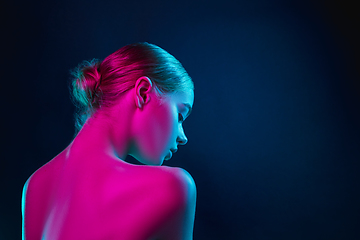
[131,89,194,166]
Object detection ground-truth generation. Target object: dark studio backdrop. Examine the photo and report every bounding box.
[1,0,359,239]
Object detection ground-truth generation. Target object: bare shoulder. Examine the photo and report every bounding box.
[108,165,196,204]
[22,155,63,195]
[21,155,65,209]
[106,165,197,240]
[140,165,196,202]
[22,155,65,240]
[145,166,197,240]
[153,166,195,186]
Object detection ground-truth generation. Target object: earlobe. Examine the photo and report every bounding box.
[137,98,142,109]
[135,76,153,109]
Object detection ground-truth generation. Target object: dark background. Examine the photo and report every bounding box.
[1,0,359,239]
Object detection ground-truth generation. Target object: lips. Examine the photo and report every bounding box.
[164,150,172,160]
[165,148,178,161]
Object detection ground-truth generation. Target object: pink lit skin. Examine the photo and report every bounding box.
[21,76,196,240]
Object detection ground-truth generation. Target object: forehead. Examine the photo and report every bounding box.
[165,90,194,107]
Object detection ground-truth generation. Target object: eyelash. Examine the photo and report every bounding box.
[178,113,184,123]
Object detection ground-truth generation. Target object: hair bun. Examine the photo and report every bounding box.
[71,59,102,109]
[70,59,102,131]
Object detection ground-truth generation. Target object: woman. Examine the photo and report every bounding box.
[21,43,196,240]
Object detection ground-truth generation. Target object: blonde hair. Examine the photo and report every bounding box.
[70,42,193,132]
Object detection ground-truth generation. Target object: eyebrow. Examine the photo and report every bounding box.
[183,103,192,118]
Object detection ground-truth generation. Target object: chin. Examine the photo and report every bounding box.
[144,160,164,166]
[134,155,164,166]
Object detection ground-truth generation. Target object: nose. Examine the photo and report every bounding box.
[177,125,188,145]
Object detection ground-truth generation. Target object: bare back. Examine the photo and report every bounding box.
[22,151,196,240]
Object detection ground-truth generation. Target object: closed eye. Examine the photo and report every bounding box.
[178,113,184,123]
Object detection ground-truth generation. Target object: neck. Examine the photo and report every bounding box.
[66,102,134,164]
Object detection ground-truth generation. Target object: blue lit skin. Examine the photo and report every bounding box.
[129,80,194,165]
[21,179,29,240]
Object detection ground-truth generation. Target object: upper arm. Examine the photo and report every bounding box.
[153,167,197,240]
[109,166,197,240]
[176,168,197,240]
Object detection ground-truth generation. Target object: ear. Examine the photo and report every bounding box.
[134,76,153,109]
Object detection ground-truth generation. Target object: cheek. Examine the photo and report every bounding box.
[141,104,175,158]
